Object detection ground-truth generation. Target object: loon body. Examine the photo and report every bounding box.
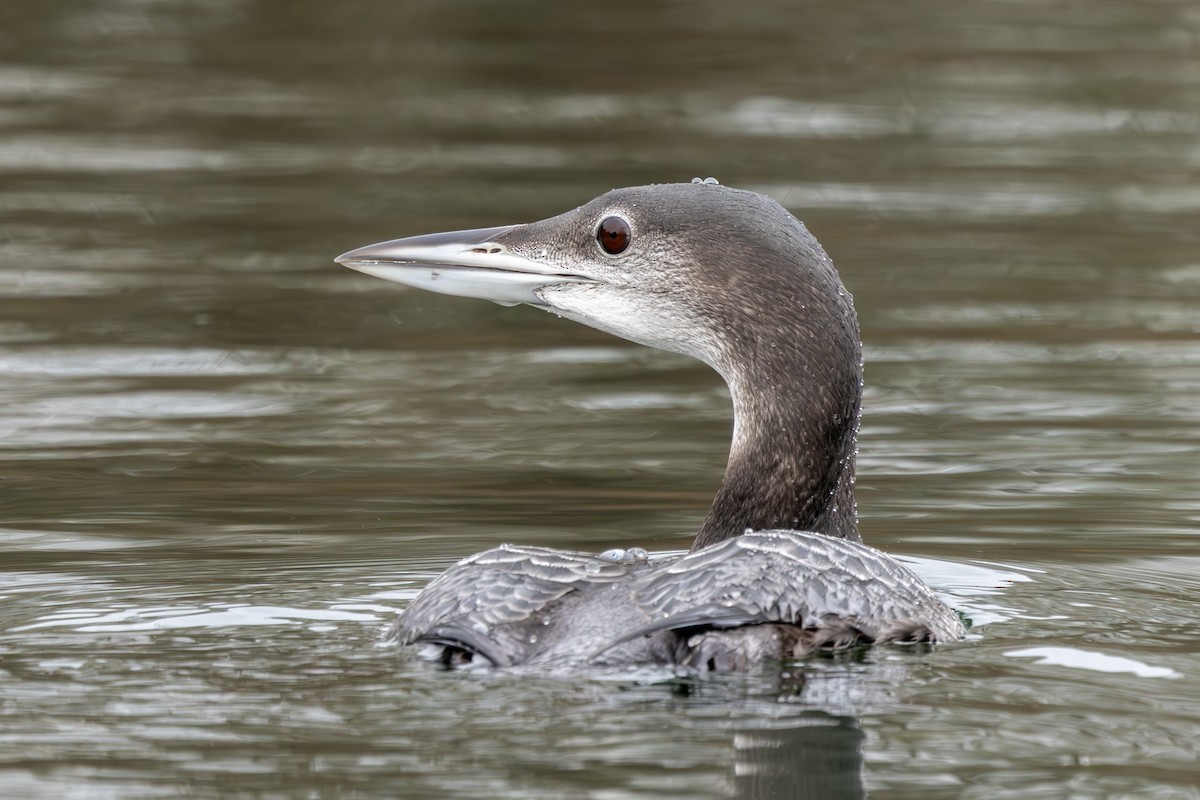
[337,182,965,670]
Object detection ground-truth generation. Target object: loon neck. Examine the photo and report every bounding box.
[692,313,863,552]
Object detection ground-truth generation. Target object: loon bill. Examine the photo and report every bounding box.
[336,182,966,671]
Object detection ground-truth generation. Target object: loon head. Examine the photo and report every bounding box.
[337,182,863,547]
[336,183,855,384]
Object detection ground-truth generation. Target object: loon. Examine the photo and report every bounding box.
[336,181,965,671]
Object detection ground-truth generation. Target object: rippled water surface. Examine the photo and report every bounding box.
[2,1,1199,798]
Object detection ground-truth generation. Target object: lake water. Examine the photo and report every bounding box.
[1,1,1198,797]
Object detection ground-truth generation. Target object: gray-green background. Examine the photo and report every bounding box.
[1,1,1198,797]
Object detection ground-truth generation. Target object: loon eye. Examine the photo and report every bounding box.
[596,216,631,255]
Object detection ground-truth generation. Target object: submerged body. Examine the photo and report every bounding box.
[337,182,966,670]
[394,532,963,671]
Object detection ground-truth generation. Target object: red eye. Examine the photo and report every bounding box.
[596,216,631,255]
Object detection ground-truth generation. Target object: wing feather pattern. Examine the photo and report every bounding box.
[388,533,965,669]
[614,530,964,652]
[387,544,633,665]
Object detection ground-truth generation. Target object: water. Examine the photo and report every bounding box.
[2,1,1199,797]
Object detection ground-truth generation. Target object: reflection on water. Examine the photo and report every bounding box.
[733,718,866,800]
[1,0,1199,797]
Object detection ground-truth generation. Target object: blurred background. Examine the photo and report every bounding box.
[1,1,1198,798]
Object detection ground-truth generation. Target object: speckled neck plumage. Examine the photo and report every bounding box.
[693,245,863,550]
